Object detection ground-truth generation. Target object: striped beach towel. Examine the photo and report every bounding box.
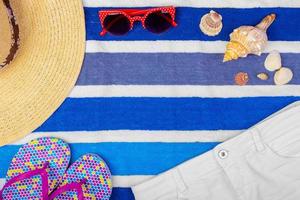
[1,0,300,199]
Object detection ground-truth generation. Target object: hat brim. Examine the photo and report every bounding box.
[0,0,85,146]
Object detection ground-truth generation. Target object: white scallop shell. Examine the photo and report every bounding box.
[264,50,282,71]
[274,67,293,85]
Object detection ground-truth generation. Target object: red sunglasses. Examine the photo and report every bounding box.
[99,6,177,36]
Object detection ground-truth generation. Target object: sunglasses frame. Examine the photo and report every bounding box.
[99,6,177,36]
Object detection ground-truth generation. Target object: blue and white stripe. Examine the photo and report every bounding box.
[1,1,300,199]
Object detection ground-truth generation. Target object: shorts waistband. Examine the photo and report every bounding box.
[215,101,300,165]
[181,101,300,184]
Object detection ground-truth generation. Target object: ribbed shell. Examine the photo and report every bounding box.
[200,10,223,36]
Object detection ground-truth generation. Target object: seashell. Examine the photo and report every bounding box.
[223,14,276,62]
[274,67,293,85]
[235,72,249,86]
[200,10,223,36]
[264,50,281,71]
[257,73,269,80]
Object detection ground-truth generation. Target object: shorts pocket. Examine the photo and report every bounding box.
[260,126,300,158]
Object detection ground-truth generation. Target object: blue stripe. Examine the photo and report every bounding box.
[85,7,300,41]
[0,142,218,177]
[78,53,300,85]
[36,97,300,132]
[111,188,134,200]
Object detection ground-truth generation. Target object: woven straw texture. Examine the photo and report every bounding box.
[0,0,85,146]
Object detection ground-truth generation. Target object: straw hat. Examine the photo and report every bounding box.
[0,0,85,146]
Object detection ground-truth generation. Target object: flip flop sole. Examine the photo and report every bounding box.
[2,137,71,199]
[53,154,112,200]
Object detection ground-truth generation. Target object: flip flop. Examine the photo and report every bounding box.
[0,137,71,199]
[49,154,112,200]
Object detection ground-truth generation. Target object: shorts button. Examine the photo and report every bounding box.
[218,150,228,159]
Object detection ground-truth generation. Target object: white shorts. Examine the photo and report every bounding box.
[132,101,300,200]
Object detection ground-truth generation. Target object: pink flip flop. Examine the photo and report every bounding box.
[0,137,71,199]
[49,154,112,200]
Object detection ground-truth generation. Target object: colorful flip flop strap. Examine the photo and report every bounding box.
[0,162,49,200]
[1,137,71,199]
[49,179,87,200]
[51,154,112,200]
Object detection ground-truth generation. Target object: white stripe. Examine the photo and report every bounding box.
[86,41,300,53]
[0,179,4,189]
[10,130,240,145]
[70,85,300,98]
[112,175,152,187]
[0,176,152,188]
[83,0,300,8]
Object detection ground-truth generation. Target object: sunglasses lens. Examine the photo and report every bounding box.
[145,11,172,34]
[103,14,131,35]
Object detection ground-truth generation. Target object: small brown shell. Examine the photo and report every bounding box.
[235,72,249,86]
[257,73,269,80]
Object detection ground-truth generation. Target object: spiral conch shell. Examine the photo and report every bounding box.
[223,14,276,62]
